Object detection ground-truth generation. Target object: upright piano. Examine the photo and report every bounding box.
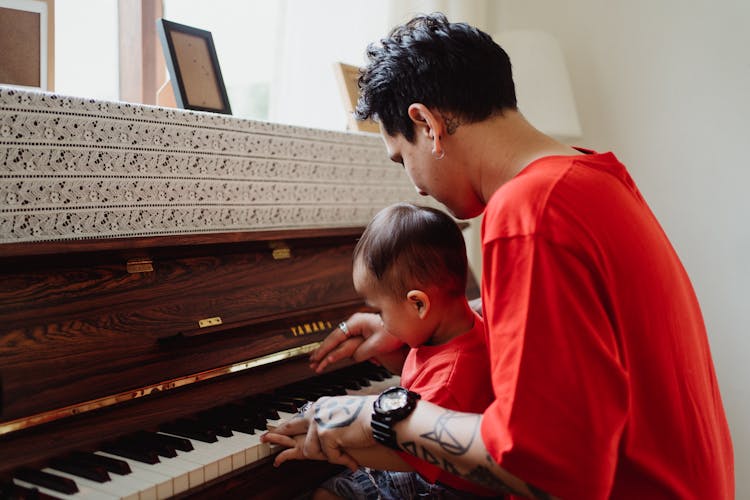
[0,88,476,499]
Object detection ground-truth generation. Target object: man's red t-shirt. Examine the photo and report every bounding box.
[397,311,497,497]
[479,151,733,499]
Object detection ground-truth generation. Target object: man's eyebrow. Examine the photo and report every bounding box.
[390,154,403,165]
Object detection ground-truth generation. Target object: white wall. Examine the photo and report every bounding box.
[491,0,749,494]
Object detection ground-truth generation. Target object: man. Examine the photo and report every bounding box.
[263,12,733,499]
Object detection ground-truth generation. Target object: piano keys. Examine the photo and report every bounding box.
[5,362,400,500]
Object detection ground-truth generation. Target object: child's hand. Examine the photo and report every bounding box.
[310,313,403,373]
[261,431,308,467]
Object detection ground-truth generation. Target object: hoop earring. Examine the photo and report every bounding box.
[432,149,445,160]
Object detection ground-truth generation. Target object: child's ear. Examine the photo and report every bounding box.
[406,290,431,319]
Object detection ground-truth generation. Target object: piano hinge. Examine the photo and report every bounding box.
[269,240,291,260]
[126,257,154,273]
[198,316,223,328]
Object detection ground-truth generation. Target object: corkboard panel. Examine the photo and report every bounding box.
[0,0,53,90]
[0,7,41,87]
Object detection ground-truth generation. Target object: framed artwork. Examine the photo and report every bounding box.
[0,0,54,90]
[156,18,232,115]
[333,62,379,133]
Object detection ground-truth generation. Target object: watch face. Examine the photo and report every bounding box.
[380,390,408,411]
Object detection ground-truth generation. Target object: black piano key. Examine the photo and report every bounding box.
[151,431,194,451]
[13,468,78,495]
[303,380,348,396]
[233,403,276,431]
[0,481,40,500]
[69,451,131,476]
[161,418,217,443]
[372,365,395,379]
[128,431,178,458]
[193,412,234,438]
[201,405,257,434]
[68,451,131,475]
[243,396,281,420]
[278,385,328,400]
[324,373,362,390]
[362,367,386,382]
[255,393,304,413]
[49,456,110,483]
[102,441,160,465]
[275,385,323,401]
[339,366,373,387]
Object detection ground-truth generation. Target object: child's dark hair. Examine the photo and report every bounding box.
[355,12,517,142]
[354,203,468,298]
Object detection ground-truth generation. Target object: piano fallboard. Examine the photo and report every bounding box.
[0,228,370,472]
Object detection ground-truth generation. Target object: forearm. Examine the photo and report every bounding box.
[392,401,542,497]
[348,444,414,472]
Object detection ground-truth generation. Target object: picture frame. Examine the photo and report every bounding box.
[0,0,54,90]
[156,18,232,115]
[333,62,379,133]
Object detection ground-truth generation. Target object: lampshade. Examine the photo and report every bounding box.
[494,30,582,141]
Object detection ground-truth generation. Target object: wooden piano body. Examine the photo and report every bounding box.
[0,88,477,498]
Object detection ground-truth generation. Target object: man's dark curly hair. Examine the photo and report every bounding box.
[355,12,517,142]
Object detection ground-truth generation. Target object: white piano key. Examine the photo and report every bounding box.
[42,467,139,500]
[171,450,205,488]
[129,456,189,496]
[95,452,172,500]
[13,478,118,500]
[157,433,225,482]
[210,433,255,470]
[232,430,264,463]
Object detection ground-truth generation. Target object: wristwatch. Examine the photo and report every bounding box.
[371,386,421,450]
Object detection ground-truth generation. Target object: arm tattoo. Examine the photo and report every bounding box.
[313,397,366,428]
[420,410,478,455]
[400,411,535,497]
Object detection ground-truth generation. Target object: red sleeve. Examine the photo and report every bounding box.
[480,234,629,500]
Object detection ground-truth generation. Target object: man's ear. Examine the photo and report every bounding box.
[406,289,431,319]
[407,104,446,158]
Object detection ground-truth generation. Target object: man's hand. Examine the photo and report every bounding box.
[262,395,378,472]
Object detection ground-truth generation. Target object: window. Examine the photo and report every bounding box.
[52,0,394,131]
[55,0,118,101]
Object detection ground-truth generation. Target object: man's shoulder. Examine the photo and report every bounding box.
[483,152,628,242]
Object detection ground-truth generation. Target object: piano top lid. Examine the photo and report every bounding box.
[0,87,446,246]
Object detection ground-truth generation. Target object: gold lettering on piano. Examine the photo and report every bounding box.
[0,341,321,436]
[126,258,154,273]
[269,240,291,260]
[198,316,223,328]
[290,320,336,337]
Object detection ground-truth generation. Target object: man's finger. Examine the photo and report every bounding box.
[270,415,310,436]
[302,423,327,461]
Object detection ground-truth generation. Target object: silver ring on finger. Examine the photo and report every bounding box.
[338,321,350,337]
